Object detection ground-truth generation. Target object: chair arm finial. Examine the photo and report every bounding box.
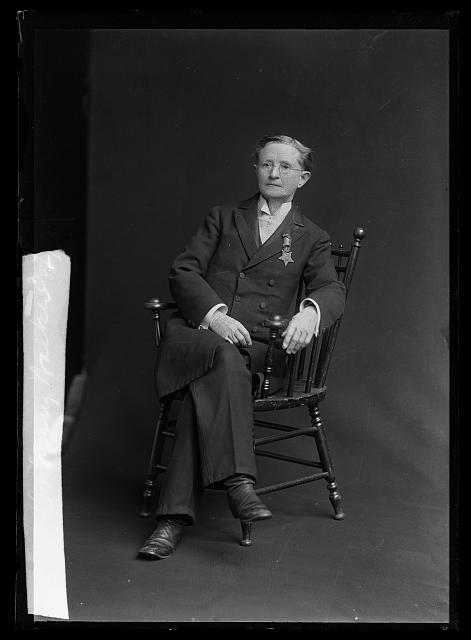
[265,314,288,331]
[144,298,162,310]
[353,227,366,242]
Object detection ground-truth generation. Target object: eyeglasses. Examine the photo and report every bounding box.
[256,161,304,175]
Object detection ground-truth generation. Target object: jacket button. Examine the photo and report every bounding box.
[268,279,275,286]
[239,272,246,279]
[259,302,266,309]
[252,326,258,333]
[235,295,241,302]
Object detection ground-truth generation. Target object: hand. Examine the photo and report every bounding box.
[209,311,252,347]
[281,306,317,355]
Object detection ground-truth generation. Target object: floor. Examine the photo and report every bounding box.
[32,336,450,626]
[60,476,449,624]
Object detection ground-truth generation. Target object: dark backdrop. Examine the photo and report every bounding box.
[80,28,449,514]
[19,28,89,394]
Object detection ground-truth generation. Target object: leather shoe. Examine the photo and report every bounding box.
[225,475,272,522]
[138,517,184,560]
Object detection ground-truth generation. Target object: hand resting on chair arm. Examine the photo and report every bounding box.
[207,304,318,354]
[209,310,253,348]
[281,305,318,355]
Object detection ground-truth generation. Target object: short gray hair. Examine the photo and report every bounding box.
[252,135,314,172]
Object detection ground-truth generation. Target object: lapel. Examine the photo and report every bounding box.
[244,200,307,270]
[234,195,261,260]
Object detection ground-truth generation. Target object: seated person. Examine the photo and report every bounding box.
[138,134,346,560]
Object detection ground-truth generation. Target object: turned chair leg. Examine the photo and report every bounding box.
[239,521,253,546]
[327,481,344,520]
[139,478,160,518]
[139,399,171,517]
[308,403,345,520]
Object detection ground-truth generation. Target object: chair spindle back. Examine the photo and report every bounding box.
[282,226,365,397]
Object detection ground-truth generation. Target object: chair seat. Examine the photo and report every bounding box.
[254,382,327,411]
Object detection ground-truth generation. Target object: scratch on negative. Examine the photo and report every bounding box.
[371,30,389,43]
[378,96,394,112]
[273,526,297,567]
[325,531,359,622]
[261,526,297,618]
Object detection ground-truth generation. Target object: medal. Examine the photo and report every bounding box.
[279,233,294,266]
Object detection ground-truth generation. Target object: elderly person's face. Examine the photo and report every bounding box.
[255,142,311,202]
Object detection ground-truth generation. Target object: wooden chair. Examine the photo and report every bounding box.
[139,226,366,546]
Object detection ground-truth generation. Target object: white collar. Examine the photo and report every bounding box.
[258,195,292,217]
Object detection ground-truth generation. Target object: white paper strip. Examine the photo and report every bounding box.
[22,250,70,620]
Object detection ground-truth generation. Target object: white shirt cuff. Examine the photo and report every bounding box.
[199,303,228,329]
[299,298,321,337]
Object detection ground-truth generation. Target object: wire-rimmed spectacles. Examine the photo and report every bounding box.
[256,161,304,175]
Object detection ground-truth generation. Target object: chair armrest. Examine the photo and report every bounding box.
[144,298,178,348]
[144,298,178,311]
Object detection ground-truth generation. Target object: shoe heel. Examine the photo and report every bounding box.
[227,495,240,519]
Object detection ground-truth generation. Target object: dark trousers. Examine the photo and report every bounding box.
[155,342,257,524]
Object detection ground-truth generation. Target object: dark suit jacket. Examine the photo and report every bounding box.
[156,194,346,398]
